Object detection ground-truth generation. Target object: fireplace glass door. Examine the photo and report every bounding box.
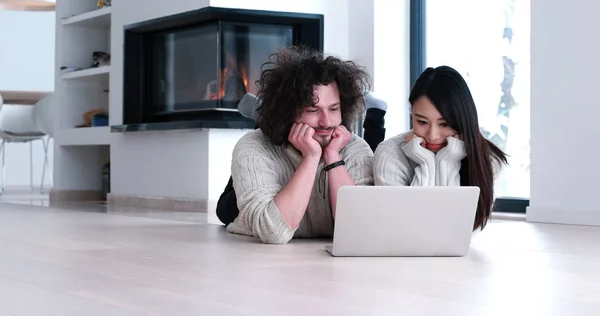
[149,22,293,117]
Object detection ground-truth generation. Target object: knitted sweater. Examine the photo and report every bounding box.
[228,129,374,244]
[373,131,467,186]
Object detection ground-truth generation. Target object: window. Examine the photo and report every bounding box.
[411,0,530,212]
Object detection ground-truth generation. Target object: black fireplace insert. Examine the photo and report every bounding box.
[112,6,324,133]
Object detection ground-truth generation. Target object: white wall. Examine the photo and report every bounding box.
[0,10,55,189]
[373,1,411,137]
[527,0,600,225]
[0,10,55,91]
[348,0,373,80]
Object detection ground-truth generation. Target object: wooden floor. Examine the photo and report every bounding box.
[0,201,599,315]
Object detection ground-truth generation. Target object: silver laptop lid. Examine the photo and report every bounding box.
[331,186,480,257]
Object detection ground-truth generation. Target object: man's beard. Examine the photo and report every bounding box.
[314,134,332,148]
[313,126,334,148]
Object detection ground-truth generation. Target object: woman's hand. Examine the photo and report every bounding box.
[404,132,426,148]
[402,132,436,165]
[436,136,467,162]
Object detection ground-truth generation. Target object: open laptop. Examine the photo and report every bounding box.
[325,186,480,257]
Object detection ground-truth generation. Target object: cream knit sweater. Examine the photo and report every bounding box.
[373,131,467,186]
[227,130,374,244]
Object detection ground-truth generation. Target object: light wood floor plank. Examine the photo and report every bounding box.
[0,275,143,316]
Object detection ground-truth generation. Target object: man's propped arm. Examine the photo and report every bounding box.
[324,151,355,218]
[273,156,320,228]
[231,152,319,244]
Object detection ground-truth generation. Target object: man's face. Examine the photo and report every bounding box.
[296,83,343,147]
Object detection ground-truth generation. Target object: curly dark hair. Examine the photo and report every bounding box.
[255,46,371,146]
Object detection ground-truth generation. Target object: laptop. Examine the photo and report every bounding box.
[325,186,480,257]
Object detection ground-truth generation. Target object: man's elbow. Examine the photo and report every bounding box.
[253,200,297,244]
[258,231,294,244]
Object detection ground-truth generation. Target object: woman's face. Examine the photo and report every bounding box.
[411,96,458,153]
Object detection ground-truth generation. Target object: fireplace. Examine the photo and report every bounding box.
[114,7,324,132]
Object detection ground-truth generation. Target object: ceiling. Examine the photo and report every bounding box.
[0,0,55,11]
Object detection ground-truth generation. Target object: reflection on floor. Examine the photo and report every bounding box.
[0,187,222,225]
[0,187,50,207]
[0,187,525,224]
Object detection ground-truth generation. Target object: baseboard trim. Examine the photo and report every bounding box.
[49,189,103,201]
[491,212,526,221]
[526,206,600,227]
[107,194,209,212]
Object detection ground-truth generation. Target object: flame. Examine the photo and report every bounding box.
[206,53,249,101]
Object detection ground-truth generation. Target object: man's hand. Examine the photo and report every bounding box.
[321,125,355,218]
[324,125,352,157]
[289,123,322,158]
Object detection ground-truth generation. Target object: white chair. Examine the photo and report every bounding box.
[0,98,48,194]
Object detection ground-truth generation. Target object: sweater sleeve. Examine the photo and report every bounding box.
[228,138,296,244]
[373,136,436,186]
[342,136,374,186]
[434,136,467,186]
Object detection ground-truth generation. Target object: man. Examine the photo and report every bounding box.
[223,46,377,244]
[216,91,388,226]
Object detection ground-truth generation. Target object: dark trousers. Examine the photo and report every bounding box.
[216,108,386,226]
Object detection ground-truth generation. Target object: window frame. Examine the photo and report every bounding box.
[409,0,528,213]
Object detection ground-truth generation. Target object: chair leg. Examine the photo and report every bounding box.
[0,140,5,195]
[30,141,34,191]
[40,137,52,192]
[46,138,53,185]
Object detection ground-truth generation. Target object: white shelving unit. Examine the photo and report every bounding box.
[53,0,113,195]
[61,6,112,27]
[55,126,112,146]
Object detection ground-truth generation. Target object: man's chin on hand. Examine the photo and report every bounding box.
[323,125,352,163]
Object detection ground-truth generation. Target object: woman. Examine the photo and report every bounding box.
[373,66,508,231]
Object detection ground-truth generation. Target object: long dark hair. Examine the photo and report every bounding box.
[409,66,508,230]
[255,46,371,146]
